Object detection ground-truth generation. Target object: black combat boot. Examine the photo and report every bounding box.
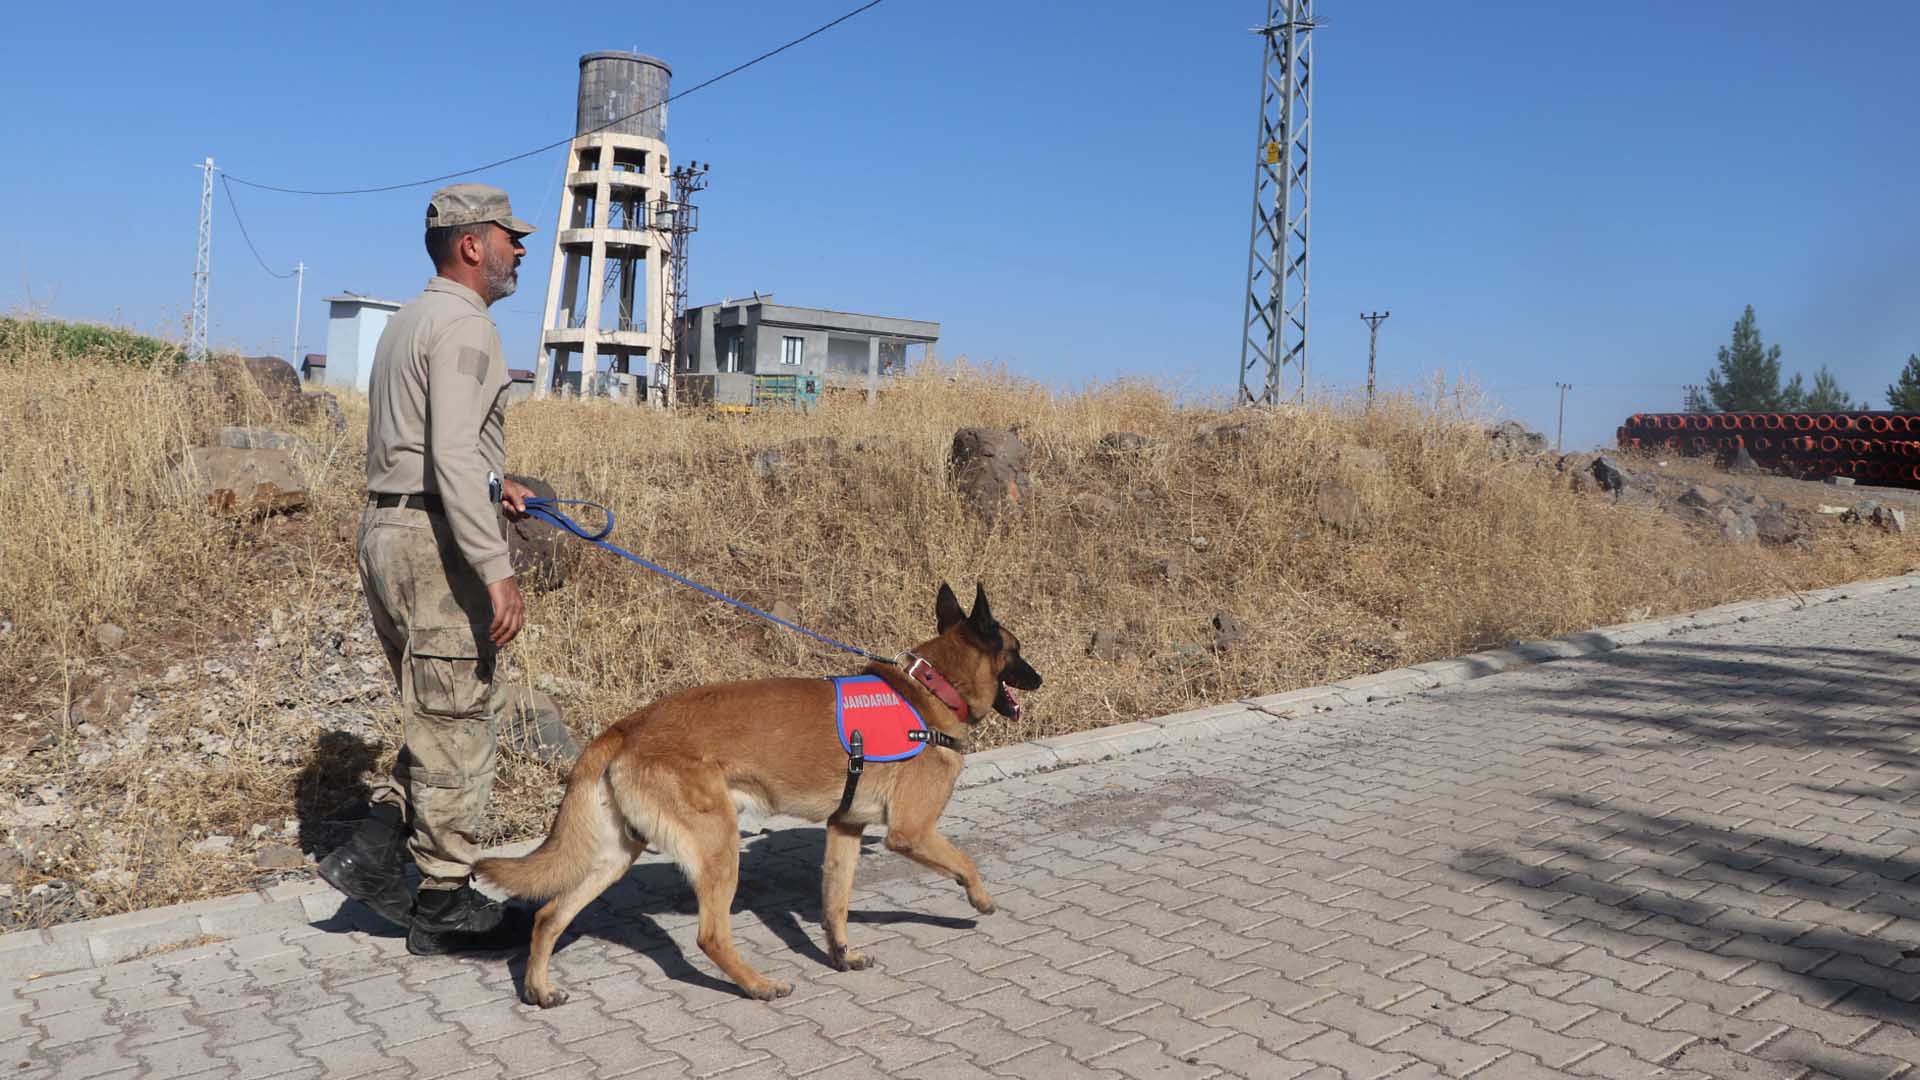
[407,881,530,956]
[315,803,414,928]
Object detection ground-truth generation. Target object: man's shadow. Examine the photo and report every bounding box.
[501,826,979,1000]
[294,730,414,937]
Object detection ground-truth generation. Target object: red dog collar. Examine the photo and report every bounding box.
[902,652,971,724]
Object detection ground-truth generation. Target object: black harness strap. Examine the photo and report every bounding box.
[836,731,865,819]
[834,728,963,820]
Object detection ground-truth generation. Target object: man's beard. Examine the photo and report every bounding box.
[483,250,519,303]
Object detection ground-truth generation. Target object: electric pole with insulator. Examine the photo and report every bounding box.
[1556,382,1573,453]
[1360,310,1389,407]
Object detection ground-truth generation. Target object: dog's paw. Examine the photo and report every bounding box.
[831,948,873,972]
[747,979,794,1001]
[968,892,998,915]
[524,987,569,1009]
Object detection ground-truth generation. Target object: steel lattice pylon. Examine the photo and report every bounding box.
[654,161,708,406]
[189,157,215,361]
[1238,1,1314,405]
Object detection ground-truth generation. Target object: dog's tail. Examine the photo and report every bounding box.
[473,736,623,901]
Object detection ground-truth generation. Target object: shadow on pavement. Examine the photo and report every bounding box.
[1452,637,1920,1075]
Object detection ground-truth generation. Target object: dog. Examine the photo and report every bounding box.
[474,582,1042,1005]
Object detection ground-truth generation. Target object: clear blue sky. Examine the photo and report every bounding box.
[4,1,1917,450]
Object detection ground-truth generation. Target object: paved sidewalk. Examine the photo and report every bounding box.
[9,584,1920,1079]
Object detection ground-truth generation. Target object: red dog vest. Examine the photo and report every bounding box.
[830,675,931,761]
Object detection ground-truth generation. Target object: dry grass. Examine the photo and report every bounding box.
[2,323,1915,922]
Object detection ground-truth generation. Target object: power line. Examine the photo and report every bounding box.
[224,0,887,197]
[220,174,294,279]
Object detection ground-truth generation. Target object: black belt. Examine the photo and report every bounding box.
[369,492,444,513]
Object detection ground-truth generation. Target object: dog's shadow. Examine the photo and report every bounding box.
[497,826,978,1001]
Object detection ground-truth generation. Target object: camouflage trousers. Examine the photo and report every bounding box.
[357,503,505,882]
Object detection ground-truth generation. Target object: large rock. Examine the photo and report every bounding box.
[216,427,308,452]
[178,355,328,428]
[1193,420,1259,451]
[1716,508,1757,545]
[949,428,1032,524]
[499,474,568,591]
[1590,456,1638,495]
[1315,480,1371,534]
[181,446,308,516]
[1754,508,1809,546]
[1487,421,1548,458]
[294,392,348,433]
[67,679,132,728]
[1095,432,1153,459]
[505,687,579,766]
[1677,484,1727,510]
[242,356,305,411]
[1208,612,1247,653]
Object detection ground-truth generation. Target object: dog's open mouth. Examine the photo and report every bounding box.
[993,683,1022,722]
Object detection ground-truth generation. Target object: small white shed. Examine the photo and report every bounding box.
[322,293,404,394]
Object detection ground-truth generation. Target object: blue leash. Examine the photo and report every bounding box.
[519,496,898,665]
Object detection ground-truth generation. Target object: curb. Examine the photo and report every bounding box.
[7,570,1917,983]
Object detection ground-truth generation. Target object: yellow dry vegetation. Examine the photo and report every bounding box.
[1,322,1912,919]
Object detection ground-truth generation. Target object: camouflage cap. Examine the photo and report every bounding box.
[425,183,536,236]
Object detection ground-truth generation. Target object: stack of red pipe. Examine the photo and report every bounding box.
[1616,412,1920,486]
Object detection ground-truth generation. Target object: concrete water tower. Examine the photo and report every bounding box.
[533,51,674,400]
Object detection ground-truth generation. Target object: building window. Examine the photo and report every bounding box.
[781,336,804,366]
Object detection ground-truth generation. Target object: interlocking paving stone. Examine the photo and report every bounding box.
[13,582,1920,1077]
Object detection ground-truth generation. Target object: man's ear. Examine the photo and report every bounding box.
[935,582,965,633]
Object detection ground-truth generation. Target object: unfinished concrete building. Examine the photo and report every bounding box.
[532,51,675,400]
[681,295,938,401]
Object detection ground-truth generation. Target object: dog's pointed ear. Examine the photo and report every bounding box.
[935,582,966,633]
[969,582,994,631]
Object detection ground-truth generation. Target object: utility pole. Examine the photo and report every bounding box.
[1682,384,1705,413]
[1555,382,1572,453]
[291,261,306,365]
[1238,0,1316,406]
[189,157,215,360]
[1360,310,1390,407]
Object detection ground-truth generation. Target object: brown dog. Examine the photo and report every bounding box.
[474,583,1042,1005]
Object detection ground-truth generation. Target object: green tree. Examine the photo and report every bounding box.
[1780,373,1808,412]
[1888,354,1920,412]
[1705,305,1790,411]
[1803,366,1855,412]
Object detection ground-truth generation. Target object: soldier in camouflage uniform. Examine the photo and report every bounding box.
[319,183,539,955]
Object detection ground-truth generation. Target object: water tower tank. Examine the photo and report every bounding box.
[575,51,672,139]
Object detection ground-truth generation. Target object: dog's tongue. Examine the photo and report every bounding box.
[1002,684,1021,721]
